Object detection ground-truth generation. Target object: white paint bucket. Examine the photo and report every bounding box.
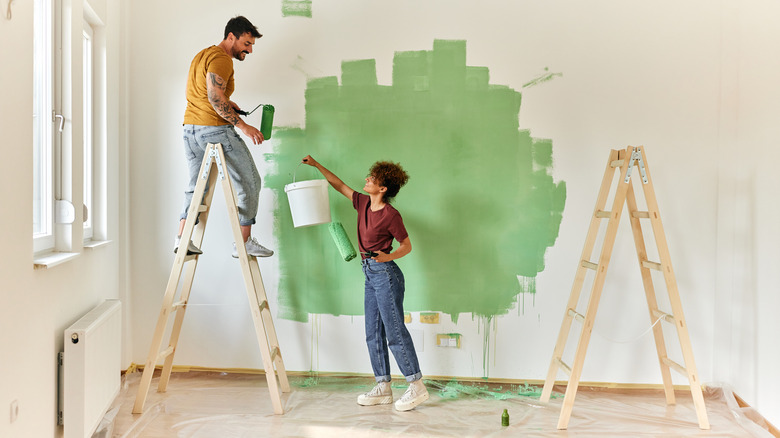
[284,179,331,227]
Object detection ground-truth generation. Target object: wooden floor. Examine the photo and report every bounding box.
[111,370,776,437]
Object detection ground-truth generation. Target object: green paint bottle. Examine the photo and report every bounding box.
[260,104,275,140]
[501,409,509,427]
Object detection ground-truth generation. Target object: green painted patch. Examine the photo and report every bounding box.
[282,0,312,18]
[265,40,565,322]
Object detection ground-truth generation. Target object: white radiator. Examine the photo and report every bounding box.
[59,299,122,438]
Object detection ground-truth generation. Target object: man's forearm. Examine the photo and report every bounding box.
[207,73,240,125]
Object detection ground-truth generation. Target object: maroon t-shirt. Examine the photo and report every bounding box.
[352,192,408,259]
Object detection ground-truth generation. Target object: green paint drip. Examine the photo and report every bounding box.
[281,0,312,18]
[266,40,566,320]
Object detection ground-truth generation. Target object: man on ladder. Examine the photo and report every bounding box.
[175,15,273,258]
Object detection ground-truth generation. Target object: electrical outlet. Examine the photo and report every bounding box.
[10,400,19,423]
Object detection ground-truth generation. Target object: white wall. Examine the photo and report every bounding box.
[0,1,768,436]
[122,0,780,427]
[0,0,128,437]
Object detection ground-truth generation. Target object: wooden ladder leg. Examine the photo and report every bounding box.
[158,163,219,392]
[624,180,676,405]
[215,143,286,415]
[250,258,290,393]
[541,149,623,403]
[132,146,214,414]
[636,148,710,429]
[556,148,635,429]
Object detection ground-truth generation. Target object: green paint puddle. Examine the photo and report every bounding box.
[290,375,559,400]
[266,39,566,322]
[281,0,312,18]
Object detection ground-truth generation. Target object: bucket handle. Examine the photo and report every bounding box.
[292,161,327,184]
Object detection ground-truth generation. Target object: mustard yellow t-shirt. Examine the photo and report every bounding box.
[183,46,235,126]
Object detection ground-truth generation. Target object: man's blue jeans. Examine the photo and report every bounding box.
[362,258,423,383]
[181,124,261,226]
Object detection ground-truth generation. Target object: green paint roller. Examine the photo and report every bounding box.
[328,222,357,262]
[260,104,275,140]
[236,104,274,140]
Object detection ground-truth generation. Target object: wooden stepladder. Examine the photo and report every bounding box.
[540,146,709,430]
[133,143,289,415]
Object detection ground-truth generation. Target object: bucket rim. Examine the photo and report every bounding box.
[284,179,329,192]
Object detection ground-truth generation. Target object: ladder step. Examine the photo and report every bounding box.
[642,260,663,271]
[259,300,269,312]
[198,205,208,212]
[184,254,198,263]
[595,210,612,218]
[172,300,187,310]
[567,308,585,323]
[157,346,174,362]
[271,347,280,361]
[652,309,675,324]
[632,211,651,219]
[581,260,599,270]
[610,159,624,168]
[662,356,687,376]
[556,358,572,377]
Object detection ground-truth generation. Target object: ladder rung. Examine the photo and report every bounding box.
[662,356,687,376]
[642,260,663,271]
[184,254,198,262]
[581,260,598,270]
[259,300,269,312]
[157,346,174,362]
[556,358,572,376]
[652,309,675,324]
[198,205,208,212]
[610,159,624,168]
[567,308,585,323]
[172,300,187,310]
[271,347,280,361]
[632,211,651,219]
[595,210,611,218]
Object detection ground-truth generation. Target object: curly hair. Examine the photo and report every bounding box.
[369,161,409,203]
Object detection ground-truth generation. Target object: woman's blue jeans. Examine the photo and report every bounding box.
[362,258,422,383]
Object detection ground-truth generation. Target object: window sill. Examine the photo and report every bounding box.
[33,251,79,270]
[84,239,112,250]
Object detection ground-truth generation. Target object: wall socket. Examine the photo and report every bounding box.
[10,399,19,423]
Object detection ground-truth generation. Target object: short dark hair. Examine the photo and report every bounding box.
[369,161,409,203]
[224,16,262,40]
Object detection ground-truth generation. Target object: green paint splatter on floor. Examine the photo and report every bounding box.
[265,40,566,322]
[281,0,312,18]
[289,375,559,400]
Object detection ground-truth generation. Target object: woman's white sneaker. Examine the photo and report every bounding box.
[394,379,429,411]
[357,382,393,406]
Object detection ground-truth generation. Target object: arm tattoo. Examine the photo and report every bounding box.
[207,72,240,125]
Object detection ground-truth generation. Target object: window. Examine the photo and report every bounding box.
[83,21,94,240]
[33,0,55,252]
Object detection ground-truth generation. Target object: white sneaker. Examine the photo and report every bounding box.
[357,382,393,406]
[394,380,429,411]
[232,237,274,258]
[174,237,202,255]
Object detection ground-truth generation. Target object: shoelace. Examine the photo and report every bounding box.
[367,384,387,396]
[400,385,418,401]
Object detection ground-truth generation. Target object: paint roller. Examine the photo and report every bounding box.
[236,104,275,139]
[328,221,357,262]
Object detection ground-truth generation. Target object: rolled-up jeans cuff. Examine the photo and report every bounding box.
[405,372,423,383]
[375,375,392,383]
[239,218,256,226]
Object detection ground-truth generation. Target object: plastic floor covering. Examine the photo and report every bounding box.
[110,371,776,437]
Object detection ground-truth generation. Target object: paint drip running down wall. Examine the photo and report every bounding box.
[266,40,566,322]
